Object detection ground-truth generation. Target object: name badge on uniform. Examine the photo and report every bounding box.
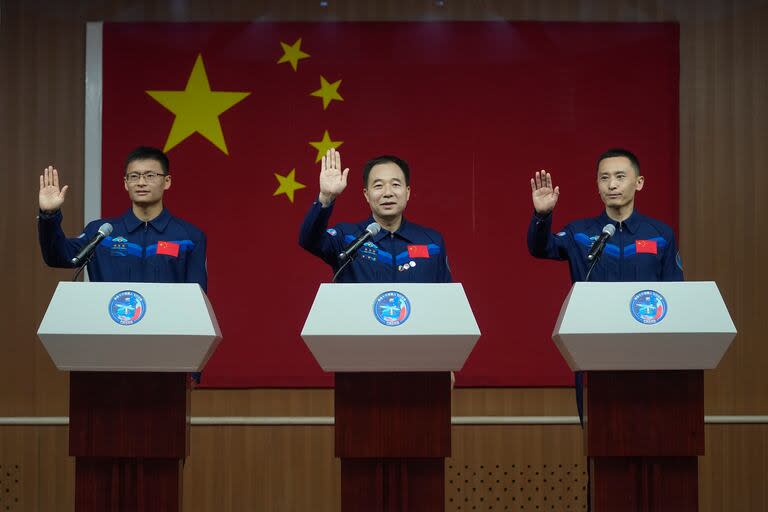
[407,245,430,258]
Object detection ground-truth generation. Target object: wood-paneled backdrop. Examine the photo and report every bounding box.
[1,1,766,511]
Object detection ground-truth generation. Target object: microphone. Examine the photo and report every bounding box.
[71,223,113,266]
[587,224,616,261]
[338,222,381,262]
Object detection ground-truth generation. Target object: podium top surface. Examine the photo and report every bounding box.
[37,282,221,372]
[38,281,220,336]
[553,281,736,335]
[301,283,480,336]
[301,283,480,371]
[552,281,737,370]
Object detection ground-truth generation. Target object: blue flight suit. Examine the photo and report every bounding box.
[528,210,683,283]
[527,209,683,420]
[38,208,208,292]
[299,201,451,283]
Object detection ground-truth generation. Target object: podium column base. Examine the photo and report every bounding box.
[75,457,183,512]
[341,458,444,512]
[591,456,698,512]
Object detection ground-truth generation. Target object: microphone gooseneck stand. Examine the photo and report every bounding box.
[72,252,95,282]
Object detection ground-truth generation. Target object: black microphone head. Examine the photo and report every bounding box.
[98,223,114,236]
[366,222,381,236]
[602,224,616,237]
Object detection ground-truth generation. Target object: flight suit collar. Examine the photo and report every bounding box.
[123,207,172,233]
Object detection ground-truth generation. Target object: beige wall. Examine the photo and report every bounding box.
[1,1,767,510]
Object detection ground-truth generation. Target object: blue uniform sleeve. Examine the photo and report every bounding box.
[438,238,452,283]
[660,232,684,281]
[186,231,208,293]
[298,201,344,266]
[527,212,568,260]
[37,210,88,268]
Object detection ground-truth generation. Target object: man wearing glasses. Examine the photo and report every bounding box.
[37,146,207,292]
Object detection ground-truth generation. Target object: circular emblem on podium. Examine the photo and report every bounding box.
[629,290,667,325]
[108,290,147,325]
[373,291,411,327]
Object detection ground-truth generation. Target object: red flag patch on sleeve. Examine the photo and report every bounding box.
[407,245,430,258]
[157,241,180,257]
[635,240,658,254]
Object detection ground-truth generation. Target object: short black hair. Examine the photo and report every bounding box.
[363,155,410,187]
[124,146,170,175]
[596,148,640,175]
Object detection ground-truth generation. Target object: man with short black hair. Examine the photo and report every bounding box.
[37,145,207,291]
[528,147,682,283]
[299,148,450,283]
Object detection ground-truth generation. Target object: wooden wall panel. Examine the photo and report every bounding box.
[700,424,768,512]
[1,0,766,510]
[183,426,339,512]
[2,424,766,511]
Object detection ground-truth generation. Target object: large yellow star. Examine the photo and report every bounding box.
[309,130,344,163]
[277,38,310,72]
[147,55,250,155]
[310,76,344,110]
[273,169,306,203]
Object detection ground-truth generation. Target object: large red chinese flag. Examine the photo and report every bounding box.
[102,22,678,387]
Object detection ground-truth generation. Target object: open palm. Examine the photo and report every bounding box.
[318,148,349,205]
[39,166,68,212]
[530,170,560,215]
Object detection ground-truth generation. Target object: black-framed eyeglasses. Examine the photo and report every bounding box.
[125,171,168,183]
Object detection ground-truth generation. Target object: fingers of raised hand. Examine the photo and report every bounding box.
[324,149,338,173]
[42,166,56,189]
[334,149,342,171]
[534,170,550,190]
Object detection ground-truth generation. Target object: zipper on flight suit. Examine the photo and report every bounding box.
[390,232,397,280]
[618,221,623,280]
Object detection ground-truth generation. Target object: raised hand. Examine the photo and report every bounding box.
[318,148,349,207]
[530,170,560,215]
[39,166,69,213]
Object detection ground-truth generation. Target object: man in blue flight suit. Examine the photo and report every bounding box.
[300,148,450,283]
[528,148,683,284]
[37,146,207,292]
[527,147,683,510]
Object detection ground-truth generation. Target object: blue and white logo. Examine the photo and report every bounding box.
[109,290,147,325]
[630,290,667,325]
[373,291,411,327]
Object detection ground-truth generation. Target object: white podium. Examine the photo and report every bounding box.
[552,281,736,512]
[301,283,480,512]
[36,282,222,512]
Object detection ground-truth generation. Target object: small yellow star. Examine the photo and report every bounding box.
[146,54,250,154]
[310,76,344,110]
[277,38,310,72]
[273,169,306,203]
[308,130,344,163]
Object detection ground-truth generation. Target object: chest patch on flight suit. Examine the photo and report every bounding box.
[109,236,129,256]
[157,240,180,257]
[360,241,378,262]
[635,240,658,255]
[407,245,430,258]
